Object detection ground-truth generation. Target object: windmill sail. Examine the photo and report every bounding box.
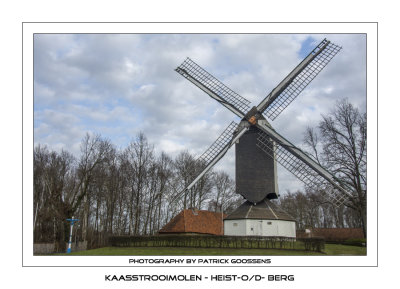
[172,38,350,206]
[255,122,352,206]
[257,39,342,120]
[196,121,239,169]
[176,58,250,117]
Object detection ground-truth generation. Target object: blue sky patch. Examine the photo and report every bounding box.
[298,36,317,58]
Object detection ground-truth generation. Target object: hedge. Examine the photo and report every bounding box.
[108,235,325,252]
[297,237,325,252]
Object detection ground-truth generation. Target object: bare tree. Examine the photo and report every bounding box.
[303,98,367,236]
[124,132,154,235]
[210,171,236,212]
[71,133,112,241]
[33,145,76,250]
[154,152,173,232]
[173,151,196,210]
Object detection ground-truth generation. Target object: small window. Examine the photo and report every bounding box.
[267,222,272,225]
[250,228,254,231]
[233,223,238,227]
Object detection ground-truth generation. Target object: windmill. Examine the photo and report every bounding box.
[173,38,352,237]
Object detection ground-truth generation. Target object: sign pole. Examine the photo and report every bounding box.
[66,218,79,254]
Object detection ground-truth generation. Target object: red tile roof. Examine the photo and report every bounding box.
[159,209,226,235]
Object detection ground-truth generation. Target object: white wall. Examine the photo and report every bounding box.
[224,219,247,236]
[224,219,296,238]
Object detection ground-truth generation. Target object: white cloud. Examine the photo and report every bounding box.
[34,34,366,194]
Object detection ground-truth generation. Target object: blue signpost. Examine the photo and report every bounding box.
[66,218,79,254]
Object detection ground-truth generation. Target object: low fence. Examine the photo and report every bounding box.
[299,237,325,252]
[33,241,87,255]
[34,243,56,255]
[109,235,325,252]
[297,228,364,242]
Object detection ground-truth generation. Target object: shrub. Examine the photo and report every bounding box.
[298,237,325,252]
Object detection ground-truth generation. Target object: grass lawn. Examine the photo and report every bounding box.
[323,243,366,255]
[59,244,366,256]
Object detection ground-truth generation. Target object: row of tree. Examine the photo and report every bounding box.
[277,99,366,236]
[33,132,240,250]
[302,99,367,236]
[278,190,363,230]
[33,98,367,250]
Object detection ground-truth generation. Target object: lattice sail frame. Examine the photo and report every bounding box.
[262,40,342,120]
[176,58,251,115]
[196,121,238,172]
[256,130,349,206]
[169,121,240,203]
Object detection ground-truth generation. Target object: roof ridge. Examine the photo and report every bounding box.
[264,199,279,219]
[245,203,253,218]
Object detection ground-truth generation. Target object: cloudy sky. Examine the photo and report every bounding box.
[33,33,366,193]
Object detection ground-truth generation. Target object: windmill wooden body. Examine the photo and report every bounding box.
[174,38,352,237]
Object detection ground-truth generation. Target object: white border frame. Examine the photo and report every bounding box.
[23,22,378,267]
